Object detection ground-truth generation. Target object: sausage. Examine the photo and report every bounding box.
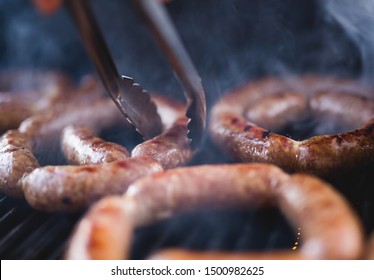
[0,130,39,197]
[0,73,124,200]
[0,99,123,198]
[0,71,71,132]
[0,98,34,134]
[61,125,129,165]
[131,95,192,169]
[1,81,192,210]
[20,95,191,211]
[209,75,374,176]
[245,91,308,131]
[0,72,105,133]
[64,196,133,260]
[60,94,191,169]
[65,163,364,259]
[0,75,124,198]
[22,157,162,212]
[0,106,118,200]
[18,98,124,152]
[131,117,192,169]
[311,91,374,132]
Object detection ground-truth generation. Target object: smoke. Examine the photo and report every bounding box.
[0,0,362,104]
[321,0,374,84]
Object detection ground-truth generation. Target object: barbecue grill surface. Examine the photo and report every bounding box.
[1,0,373,259]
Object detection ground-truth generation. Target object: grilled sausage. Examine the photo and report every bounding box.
[132,118,191,169]
[311,91,374,132]
[209,75,374,176]
[0,130,39,197]
[61,94,192,169]
[0,71,71,133]
[61,125,129,165]
[0,97,35,134]
[19,98,123,152]
[21,95,191,211]
[64,196,133,260]
[0,72,106,134]
[131,104,191,170]
[0,98,120,199]
[245,91,308,131]
[65,163,364,259]
[128,95,192,169]
[0,97,122,198]
[22,157,162,212]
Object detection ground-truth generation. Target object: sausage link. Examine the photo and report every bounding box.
[61,125,129,165]
[0,130,39,197]
[144,168,364,260]
[131,117,191,169]
[131,95,192,169]
[311,90,374,131]
[209,75,374,176]
[245,91,308,131]
[0,97,35,134]
[64,196,133,260]
[1,96,122,199]
[65,163,364,259]
[19,98,124,152]
[22,157,162,212]
[22,95,191,211]
[0,71,72,132]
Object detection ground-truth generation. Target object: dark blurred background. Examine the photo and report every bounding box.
[0,0,365,109]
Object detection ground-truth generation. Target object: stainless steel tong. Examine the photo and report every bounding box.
[65,0,162,139]
[65,0,206,145]
[134,0,207,146]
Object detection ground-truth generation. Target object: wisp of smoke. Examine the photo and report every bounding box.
[322,0,374,83]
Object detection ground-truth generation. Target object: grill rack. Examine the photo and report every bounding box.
[0,193,297,260]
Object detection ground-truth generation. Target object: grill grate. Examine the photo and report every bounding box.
[130,208,296,260]
[0,193,296,260]
[0,195,80,259]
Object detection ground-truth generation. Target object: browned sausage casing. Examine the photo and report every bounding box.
[209,75,374,176]
[64,196,133,260]
[0,71,72,133]
[61,125,129,165]
[65,163,364,260]
[22,157,162,212]
[131,95,192,169]
[0,97,124,198]
[21,95,192,211]
[0,130,39,197]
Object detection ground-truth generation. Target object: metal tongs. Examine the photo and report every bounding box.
[65,0,206,146]
[65,0,162,140]
[134,0,206,146]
